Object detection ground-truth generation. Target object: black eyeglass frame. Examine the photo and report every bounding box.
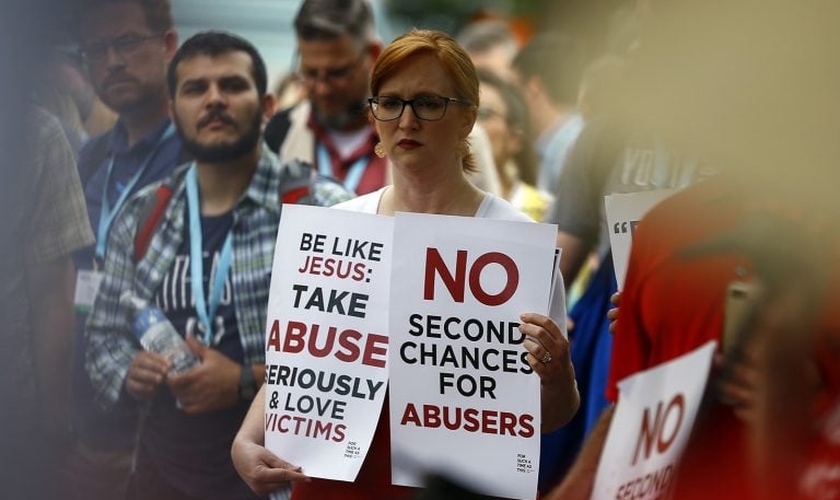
[81,33,164,62]
[293,51,367,87]
[367,95,473,122]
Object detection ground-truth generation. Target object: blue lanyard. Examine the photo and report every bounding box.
[185,165,234,345]
[95,123,176,260]
[317,142,367,194]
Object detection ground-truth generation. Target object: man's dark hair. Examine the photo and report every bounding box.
[294,0,375,44]
[457,19,517,57]
[76,0,173,37]
[167,31,268,98]
[512,31,586,106]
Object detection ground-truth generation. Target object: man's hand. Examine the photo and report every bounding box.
[715,352,760,424]
[126,351,171,401]
[167,335,240,414]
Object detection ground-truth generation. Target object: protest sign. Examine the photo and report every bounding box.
[591,341,717,500]
[263,204,392,481]
[388,212,557,499]
[605,190,676,288]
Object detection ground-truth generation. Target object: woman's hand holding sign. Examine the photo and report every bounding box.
[232,386,311,496]
[519,312,579,432]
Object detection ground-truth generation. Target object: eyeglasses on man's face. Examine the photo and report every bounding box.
[295,53,364,87]
[367,95,472,122]
[82,33,163,62]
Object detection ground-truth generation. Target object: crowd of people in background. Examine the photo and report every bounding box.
[2,0,838,499]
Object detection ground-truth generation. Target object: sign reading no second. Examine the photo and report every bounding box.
[591,341,717,500]
[388,212,558,500]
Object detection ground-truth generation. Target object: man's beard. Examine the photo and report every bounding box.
[177,110,263,164]
[313,98,368,130]
[100,80,161,115]
[95,72,168,114]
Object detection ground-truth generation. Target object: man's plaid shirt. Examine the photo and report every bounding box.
[85,146,353,410]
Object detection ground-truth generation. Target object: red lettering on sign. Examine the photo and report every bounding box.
[468,252,519,306]
[423,248,519,306]
[273,320,387,367]
[632,393,686,465]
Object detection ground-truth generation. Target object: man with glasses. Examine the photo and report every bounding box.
[66,1,184,499]
[264,0,386,195]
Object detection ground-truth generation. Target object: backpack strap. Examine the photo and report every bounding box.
[278,159,355,207]
[132,158,353,262]
[133,164,189,262]
[264,107,293,154]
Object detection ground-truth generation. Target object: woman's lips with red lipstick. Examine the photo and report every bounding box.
[397,139,421,149]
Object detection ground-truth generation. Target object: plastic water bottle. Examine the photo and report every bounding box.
[121,291,199,374]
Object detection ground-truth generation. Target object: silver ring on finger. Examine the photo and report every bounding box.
[542,351,552,364]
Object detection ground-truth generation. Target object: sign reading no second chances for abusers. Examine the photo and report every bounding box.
[388,212,558,500]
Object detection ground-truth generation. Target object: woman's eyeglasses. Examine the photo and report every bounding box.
[367,95,472,122]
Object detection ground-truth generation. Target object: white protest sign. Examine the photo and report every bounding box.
[605,190,676,289]
[264,204,392,481]
[388,212,557,499]
[591,340,717,500]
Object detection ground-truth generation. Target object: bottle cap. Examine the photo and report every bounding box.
[119,291,146,313]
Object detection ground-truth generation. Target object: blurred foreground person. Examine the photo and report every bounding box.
[548,1,840,499]
[0,106,94,500]
[232,29,579,500]
[68,1,183,498]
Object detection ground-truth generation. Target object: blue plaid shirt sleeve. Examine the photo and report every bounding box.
[84,189,151,411]
[312,176,356,206]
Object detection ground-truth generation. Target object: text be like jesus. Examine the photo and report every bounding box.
[297,233,382,282]
[300,232,384,261]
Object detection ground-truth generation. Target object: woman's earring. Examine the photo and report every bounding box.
[458,139,470,157]
[374,142,386,158]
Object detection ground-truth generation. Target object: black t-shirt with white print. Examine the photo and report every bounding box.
[141,209,260,500]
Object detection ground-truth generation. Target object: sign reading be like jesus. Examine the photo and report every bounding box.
[263,205,392,481]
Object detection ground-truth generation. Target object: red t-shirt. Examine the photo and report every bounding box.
[608,178,756,500]
[799,396,840,500]
[794,282,840,500]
